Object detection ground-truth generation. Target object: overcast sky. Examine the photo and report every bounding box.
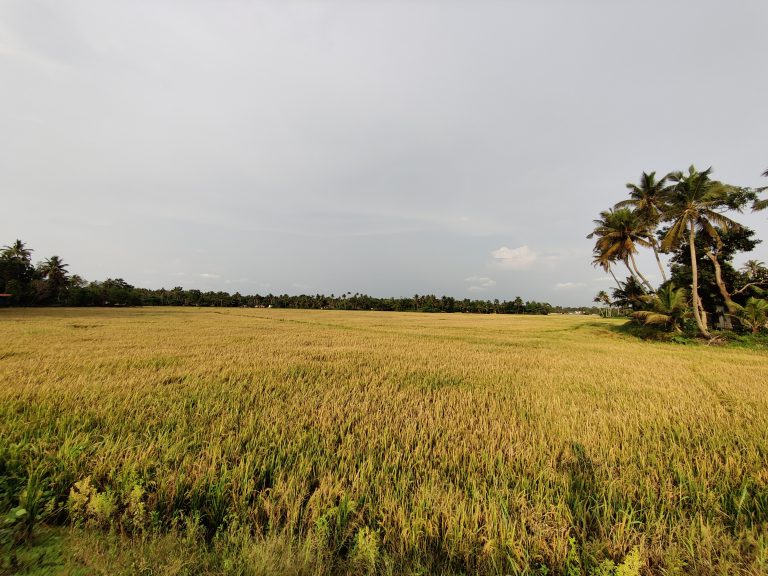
[1,1,766,305]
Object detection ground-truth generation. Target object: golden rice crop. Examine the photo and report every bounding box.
[1,307,767,574]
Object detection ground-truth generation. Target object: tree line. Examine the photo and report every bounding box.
[589,165,768,336]
[0,240,581,314]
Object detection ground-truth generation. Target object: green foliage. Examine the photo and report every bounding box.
[348,526,380,575]
[1,507,28,544]
[735,297,768,334]
[585,547,641,576]
[2,238,566,313]
[595,164,768,339]
[615,547,641,576]
[565,537,581,576]
[67,476,118,528]
[632,285,689,332]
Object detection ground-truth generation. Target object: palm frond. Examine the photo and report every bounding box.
[632,310,672,326]
[701,209,739,231]
[661,217,688,251]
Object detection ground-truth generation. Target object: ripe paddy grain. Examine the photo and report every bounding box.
[1,308,766,574]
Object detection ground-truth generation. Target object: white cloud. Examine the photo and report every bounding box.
[491,245,538,270]
[200,273,220,279]
[555,282,586,290]
[465,275,496,292]
[464,275,496,287]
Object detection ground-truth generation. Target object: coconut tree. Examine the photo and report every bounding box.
[661,166,741,338]
[1,239,35,301]
[587,208,655,292]
[734,260,768,299]
[736,297,768,335]
[632,284,689,332]
[752,168,768,211]
[616,172,670,282]
[591,253,623,290]
[610,276,646,312]
[741,259,766,280]
[1,239,32,263]
[39,256,69,303]
[593,290,613,317]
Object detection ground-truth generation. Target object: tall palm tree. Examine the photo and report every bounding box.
[593,290,613,317]
[616,172,669,283]
[1,239,32,263]
[661,166,740,338]
[40,256,69,303]
[594,290,610,305]
[587,208,655,292]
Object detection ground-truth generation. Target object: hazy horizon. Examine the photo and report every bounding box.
[2,1,766,306]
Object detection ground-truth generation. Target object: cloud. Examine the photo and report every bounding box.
[555,282,586,290]
[491,245,538,270]
[465,275,496,287]
[593,276,612,282]
[200,273,220,279]
[465,275,496,292]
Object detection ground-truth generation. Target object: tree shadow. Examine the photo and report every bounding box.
[557,441,601,541]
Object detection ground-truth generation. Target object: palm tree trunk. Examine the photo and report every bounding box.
[623,259,644,290]
[629,252,655,293]
[689,222,711,338]
[651,240,668,283]
[608,266,622,290]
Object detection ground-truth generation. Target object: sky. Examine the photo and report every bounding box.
[1,1,766,306]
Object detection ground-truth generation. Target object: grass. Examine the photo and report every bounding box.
[1,307,767,575]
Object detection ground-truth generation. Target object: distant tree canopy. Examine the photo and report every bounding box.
[0,239,590,315]
[589,165,768,337]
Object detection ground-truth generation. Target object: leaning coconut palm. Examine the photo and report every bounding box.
[661,166,741,338]
[633,284,689,332]
[591,253,623,290]
[616,172,670,282]
[735,297,768,335]
[587,208,655,292]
